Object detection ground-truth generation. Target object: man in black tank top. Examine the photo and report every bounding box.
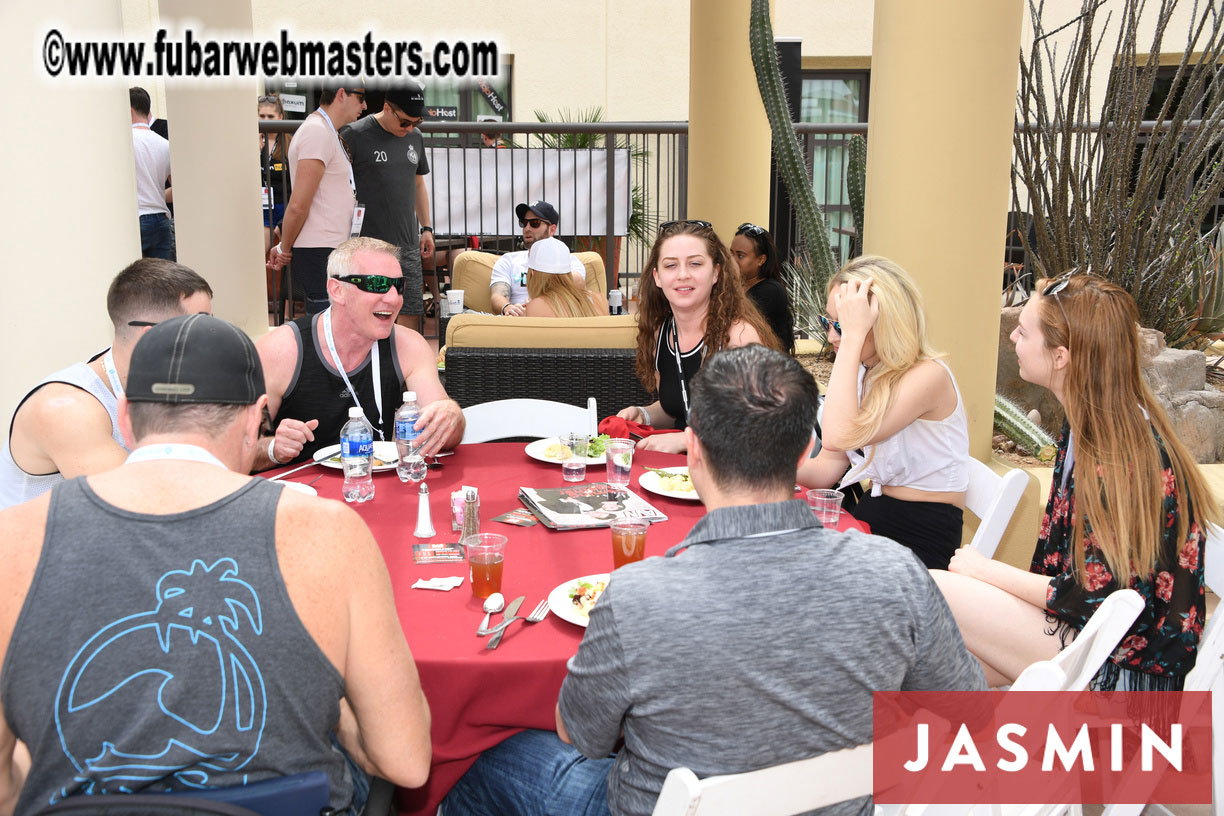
[255,237,464,467]
[0,315,431,813]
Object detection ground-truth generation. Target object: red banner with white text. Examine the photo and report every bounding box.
[872,691,1212,805]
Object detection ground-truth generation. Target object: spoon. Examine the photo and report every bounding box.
[478,592,505,634]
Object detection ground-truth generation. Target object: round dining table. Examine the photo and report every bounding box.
[269,442,866,814]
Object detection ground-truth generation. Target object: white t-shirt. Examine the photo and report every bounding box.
[288,112,357,248]
[490,250,587,305]
[131,124,170,216]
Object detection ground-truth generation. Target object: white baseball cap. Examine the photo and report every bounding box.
[527,237,572,275]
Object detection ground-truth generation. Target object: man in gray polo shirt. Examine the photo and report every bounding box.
[442,344,986,816]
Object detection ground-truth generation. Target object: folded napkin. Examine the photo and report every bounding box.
[599,416,682,440]
[412,576,465,591]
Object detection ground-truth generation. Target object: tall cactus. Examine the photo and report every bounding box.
[748,0,838,289]
[846,134,867,254]
[994,394,1056,462]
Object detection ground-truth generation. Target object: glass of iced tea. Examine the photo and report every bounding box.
[464,533,507,598]
[610,520,649,569]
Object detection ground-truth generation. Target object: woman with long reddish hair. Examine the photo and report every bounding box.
[933,274,1218,690]
[616,220,780,454]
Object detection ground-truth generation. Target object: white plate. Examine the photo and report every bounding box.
[525,437,606,466]
[638,467,701,501]
[548,573,611,629]
[279,481,318,496]
[313,441,400,472]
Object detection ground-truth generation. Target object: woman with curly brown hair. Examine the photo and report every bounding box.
[616,220,780,454]
[933,274,1219,690]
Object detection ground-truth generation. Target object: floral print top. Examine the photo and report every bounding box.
[1030,420,1206,689]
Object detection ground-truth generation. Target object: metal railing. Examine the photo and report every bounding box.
[258,118,884,305]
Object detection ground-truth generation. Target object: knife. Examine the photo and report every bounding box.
[487,595,524,650]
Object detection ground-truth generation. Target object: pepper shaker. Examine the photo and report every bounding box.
[460,488,480,542]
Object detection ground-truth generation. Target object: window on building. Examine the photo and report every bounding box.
[800,71,869,262]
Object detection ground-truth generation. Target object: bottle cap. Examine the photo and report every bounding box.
[404,391,417,402]
[348,407,363,419]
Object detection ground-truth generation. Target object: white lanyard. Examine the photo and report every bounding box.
[321,308,384,439]
[102,349,124,398]
[126,443,228,470]
[315,109,357,195]
[668,317,694,421]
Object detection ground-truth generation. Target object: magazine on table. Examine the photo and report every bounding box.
[518,482,668,530]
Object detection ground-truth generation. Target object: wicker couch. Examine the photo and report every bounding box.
[442,313,652,410]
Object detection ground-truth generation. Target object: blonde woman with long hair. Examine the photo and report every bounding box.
[523,238,606,318]
[797,255,969,569]
[933,274,1217,690]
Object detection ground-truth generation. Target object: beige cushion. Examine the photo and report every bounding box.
[445,313,639,349]
[450,250,608,314]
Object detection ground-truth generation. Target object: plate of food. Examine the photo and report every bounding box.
[638,466,700,501]
[313,441,399,472]
[548,573,610,628]
[525,435,609,466]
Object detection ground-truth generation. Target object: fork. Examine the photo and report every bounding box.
[483,600,549,648]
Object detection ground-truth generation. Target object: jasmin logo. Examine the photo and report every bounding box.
[873,691,1212,805]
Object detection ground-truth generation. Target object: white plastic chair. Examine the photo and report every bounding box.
[650,742,873,816]
[460,398,596,444]
[965,458,1030,558]
[1009,588,1145,693]
[1101,522,1224,816]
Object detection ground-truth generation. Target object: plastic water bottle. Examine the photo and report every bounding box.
[608,289,623,315]
[395,391,427,483]
[340,407,375,503]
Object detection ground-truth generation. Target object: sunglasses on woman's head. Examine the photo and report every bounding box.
[659,219,712,233]
[736,222,766,237]
[1042,275,1072,298]
[331,274,407,295]
[817,314,843,335]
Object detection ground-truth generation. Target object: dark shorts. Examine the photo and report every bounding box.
[292,247,333,316]
[851,492,964,570]
[398,247,423,316]
[139,213,175,260]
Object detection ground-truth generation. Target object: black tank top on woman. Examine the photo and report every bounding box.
[275,314,405,463]
[654,317,705,430]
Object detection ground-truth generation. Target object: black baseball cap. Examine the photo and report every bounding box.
[126,314,265,405]
[385,80,425,118]
[515,200,560,225]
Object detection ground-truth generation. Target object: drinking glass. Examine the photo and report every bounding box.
[464,533,507,598]
[806,489,844,528]
[610,520,649,569]
[561,433,587,482]
[606,438,633,488]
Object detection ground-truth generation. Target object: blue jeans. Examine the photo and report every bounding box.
[442,730,613,816]
[139,213,175,260]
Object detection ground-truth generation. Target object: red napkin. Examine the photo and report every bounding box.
[599,416,681,440]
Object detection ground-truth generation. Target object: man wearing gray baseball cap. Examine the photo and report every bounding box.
[0,314,431,813]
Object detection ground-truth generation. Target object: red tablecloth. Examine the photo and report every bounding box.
[270,443,865,814]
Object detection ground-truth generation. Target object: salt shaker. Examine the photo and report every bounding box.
[414,483,436,538]
[460,488,480,542]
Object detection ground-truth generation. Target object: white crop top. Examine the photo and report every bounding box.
[839,359,970,497]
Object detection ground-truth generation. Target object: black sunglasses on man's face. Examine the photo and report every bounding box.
[519,218,548,229]
[331,274,407,295]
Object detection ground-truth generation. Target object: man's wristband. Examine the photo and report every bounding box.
[267,437,283,465]
[501,303,510,315]
[420,225,433,235]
